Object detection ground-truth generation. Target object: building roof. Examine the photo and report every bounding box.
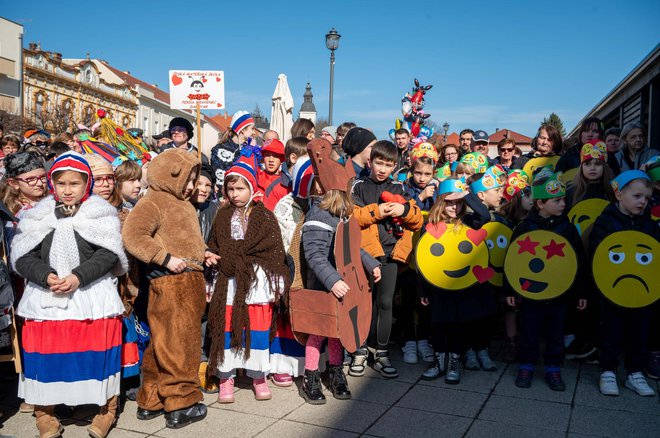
[489,129,533,144]
[300,82,316,113]
[99,61,171,104]
[445,132,460,145]
[568,43,660,137]
[207,113,231,131]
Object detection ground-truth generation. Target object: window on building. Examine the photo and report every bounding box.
[83,105,94,127]
[122,116,130,128]
[34,92,45,116]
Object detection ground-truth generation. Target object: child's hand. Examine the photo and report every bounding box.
[372,267,381,283]
[420,297,430,306]
[166,256,187,273]
[47,273,64,287]
[378,202,392,217]
[331,280,350,299]
[577,299,587,311]
[51,274,80,294]
[204,251,221,267]
[506,296,517,308]
[419,184,436,201]
[389,203,405,218]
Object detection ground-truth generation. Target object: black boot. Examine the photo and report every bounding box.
[164,403,207,429]
[328,365,351,400]
[301,369,326,405]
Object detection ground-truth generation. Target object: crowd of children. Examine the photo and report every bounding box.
[0,112,658,437]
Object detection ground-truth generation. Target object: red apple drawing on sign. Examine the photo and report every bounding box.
[171,74,182,86]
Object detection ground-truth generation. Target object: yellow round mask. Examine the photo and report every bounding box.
[592,231,660,309]
[504,230,577,300]
[562,168,579,188]
[522,156,560,181]
[568,199,609,236]
[482,221,513,287]
[416,222,493,290]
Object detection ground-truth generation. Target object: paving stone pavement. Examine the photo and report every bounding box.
[2,344,660,437]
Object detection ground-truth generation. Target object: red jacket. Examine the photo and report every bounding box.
[258,169,291,211]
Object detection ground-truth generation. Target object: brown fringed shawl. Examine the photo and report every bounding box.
[207,201,289,371]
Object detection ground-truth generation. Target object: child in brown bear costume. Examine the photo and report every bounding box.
[122,148,216,429]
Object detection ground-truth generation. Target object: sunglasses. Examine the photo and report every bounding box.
[170,127,187,134]
[499,148,514,152]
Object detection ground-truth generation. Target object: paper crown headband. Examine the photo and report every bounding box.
[438,177,468,200]
[580,140,607,164]
[502,169,529,202]
[460,152,489,173]
[611,169,651,192]
[470,165,507,194]
[307,138,356,192]
[410,142,439,165]
[642,156,660,182]
[531,167,566,200]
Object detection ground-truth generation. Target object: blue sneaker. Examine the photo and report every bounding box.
[545,366,566,391]
[515,364,534,388]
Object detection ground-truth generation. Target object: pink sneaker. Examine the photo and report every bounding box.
[271,373,293,387]
[252,377,272,400]
[218,378,235,403]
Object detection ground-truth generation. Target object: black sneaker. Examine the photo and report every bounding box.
[565,341,596,360]
[372,350,399,378]
[164,403,207,429]
[545,368,566,392]
[515,365,534,388]
[584,349,600,365]
[645,351,660,380]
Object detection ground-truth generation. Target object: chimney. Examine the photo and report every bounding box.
[495,128,499,132]
[28,42,37,51]
[505,129,510,139]
[86,52,90,60]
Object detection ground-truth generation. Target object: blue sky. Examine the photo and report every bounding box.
[4,0,659,139]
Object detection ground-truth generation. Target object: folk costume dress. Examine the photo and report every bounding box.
[11,195,128,406]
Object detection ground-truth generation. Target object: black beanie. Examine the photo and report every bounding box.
[342,127,376,157]
[199,161,216,188]
[169,117,194,139]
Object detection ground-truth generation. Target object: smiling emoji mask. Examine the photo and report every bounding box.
[416,222,494,290]
[504,230,578,300]
[482,221,513,287]
[592,231,659,309]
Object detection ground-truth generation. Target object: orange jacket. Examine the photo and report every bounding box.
[352,199,424,263]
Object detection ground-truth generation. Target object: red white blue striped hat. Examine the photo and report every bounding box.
[47,151,94,202]
[230,111,255,135]
[291,156,315,199]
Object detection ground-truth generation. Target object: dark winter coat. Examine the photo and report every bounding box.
[588,203,659,256]
[403,178,436,212]
[210,139,241,188]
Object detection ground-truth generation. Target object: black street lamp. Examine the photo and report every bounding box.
[443,122,450,145]
[325,28,341,125]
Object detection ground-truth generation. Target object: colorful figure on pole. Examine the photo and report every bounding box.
[389,78,434,142]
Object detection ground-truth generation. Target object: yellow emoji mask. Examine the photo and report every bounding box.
[592,231,659,309]
[568,199,609,236]
[482,221,513,287]
[504,230,577,300]
[522,156,560,182]
[416,222,493,290]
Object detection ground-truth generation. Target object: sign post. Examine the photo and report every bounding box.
[168,70,225,160]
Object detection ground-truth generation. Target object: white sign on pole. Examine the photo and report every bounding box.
[168,70,225,110]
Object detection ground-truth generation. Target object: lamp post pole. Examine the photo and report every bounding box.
[326,28,341,125]
[443,122,450,145]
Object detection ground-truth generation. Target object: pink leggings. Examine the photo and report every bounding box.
[305,335,343,370]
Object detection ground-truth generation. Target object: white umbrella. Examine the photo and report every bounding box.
[270,74,294,143]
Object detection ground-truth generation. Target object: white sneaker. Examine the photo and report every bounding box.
[417,340,435,363]
[599,371,619,396]
[625,372,656,397]
[402,341,418,364]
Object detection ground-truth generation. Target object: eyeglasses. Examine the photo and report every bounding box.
[499,148,514,152]
[14,175,47,186]
[93,175,115,186]
[444,152,458,157]
[170,127,187,134]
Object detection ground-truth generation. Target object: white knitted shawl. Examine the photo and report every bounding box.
[10,195,128,307]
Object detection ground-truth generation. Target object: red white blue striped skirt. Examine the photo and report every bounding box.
[217,304,272,374]
[19,316,122,406]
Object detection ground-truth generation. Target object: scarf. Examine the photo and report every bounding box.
[207,201,289,370]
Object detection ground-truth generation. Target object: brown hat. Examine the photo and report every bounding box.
[84,153,113,176]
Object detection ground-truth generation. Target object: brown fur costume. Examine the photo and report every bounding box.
[121,148,208,412]
[207,201,289,371]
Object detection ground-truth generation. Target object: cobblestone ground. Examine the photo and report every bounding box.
[2,343,660,437]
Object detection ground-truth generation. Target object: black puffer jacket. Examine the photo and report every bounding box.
[588,203,659,256]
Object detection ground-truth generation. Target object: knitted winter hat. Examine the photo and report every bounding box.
[531,167,565,200]
[341,127,376,157]
[47,151,94,202]
[502,169,529,202]
[169,117,194,139]
[3,151,44,178]
[199,161,216,187]
[230,111,255,135]
[580,139,607,164]
[290,156,315,199]
[225,149,260,197]
[84,153,114,176]
[470,165,507,193]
